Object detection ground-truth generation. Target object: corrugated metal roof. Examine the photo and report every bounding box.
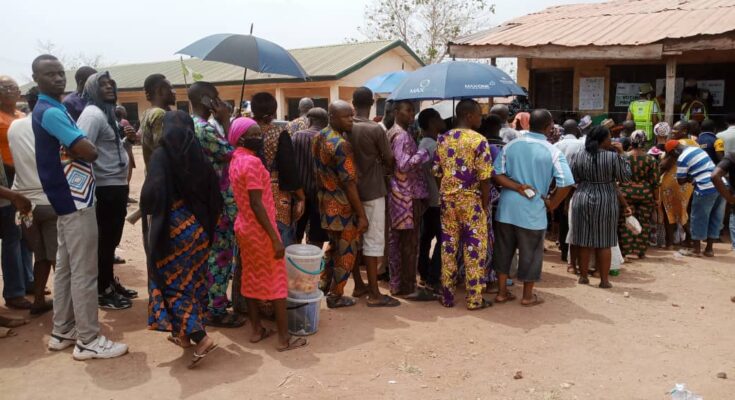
[24,40,422,92]
[452,0,735,47]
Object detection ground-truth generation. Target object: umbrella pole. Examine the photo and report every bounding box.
[239,67,248,115]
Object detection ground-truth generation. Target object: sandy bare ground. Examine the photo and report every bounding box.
[1,147,734,400]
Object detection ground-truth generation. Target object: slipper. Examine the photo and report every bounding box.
[703,250,714,257]
[209,312,247,328]
[326,296,357,309]
[249,327,275,343]
[351,287,370,298]
[277,336,308,352]
[494,292,517,304]
[0,327,16,338]
[167,335,193,348]
[468,299,492,311]
[366,295,401,307]
[188,342,218,369]
[404,288,437,302]
[30,300,53,316]
[521,293,545,307]
[5,297,32,310]
[578,276,590,285]
[0,316,28,328]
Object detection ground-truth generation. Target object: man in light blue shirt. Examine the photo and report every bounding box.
[492,109,575,307]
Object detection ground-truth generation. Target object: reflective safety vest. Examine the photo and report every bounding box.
[629,100,655,141]
[681,100,708,122]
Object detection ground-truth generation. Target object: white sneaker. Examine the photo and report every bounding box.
[48,328,78,351]
[72,335,128,360]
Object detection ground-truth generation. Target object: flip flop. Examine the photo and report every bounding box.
[494,292,517,304]
[521,293,545,307]
[578,276,590,285]
[249,327,275,343]
[703,250,715,257]
[29,300,53,316]
[188,342,218,369]
[326,296,357,309]
[0,327,16,338]
[5,297,32,310]
[468,299,492,311]
[167,335,193,348]
[277,336,308,352]
[366,295,401,307]
[0,316,28,328]
[404,288,437,302]
[209,312,247,328]
[351,287,370,298]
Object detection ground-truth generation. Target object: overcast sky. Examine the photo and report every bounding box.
[3,0,597,84]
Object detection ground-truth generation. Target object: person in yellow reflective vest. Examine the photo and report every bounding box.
[626,83,659,142]
[680,86,708,123]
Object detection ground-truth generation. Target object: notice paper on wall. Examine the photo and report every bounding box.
[614,83,645,107]
[579,77,605,110]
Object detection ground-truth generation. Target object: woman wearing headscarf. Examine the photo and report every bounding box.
[141,110,222,368]
[228,117,307,352]
[569,126,631,288]
[656,124,694,249]
[618,130,659,259]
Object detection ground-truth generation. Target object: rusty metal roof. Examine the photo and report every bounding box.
[452,0,735,48]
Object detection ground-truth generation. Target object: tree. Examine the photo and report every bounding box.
[35,40,109,70]
[359,0,494,64]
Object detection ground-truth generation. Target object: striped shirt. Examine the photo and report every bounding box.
[676,146,717,195]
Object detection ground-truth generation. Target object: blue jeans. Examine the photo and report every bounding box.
[1,205,33,299]
[689,192,725,241]
[278,221,294,248]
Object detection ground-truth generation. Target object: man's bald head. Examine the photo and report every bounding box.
[562,119,580,138]
[329,100,354,133]
[490,104,510,122]
[307,107,328,130]
[187,81,217,105]
[622,120,636,134]
[530,109,553,133]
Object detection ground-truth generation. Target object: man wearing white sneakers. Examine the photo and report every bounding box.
[31,54,127,360]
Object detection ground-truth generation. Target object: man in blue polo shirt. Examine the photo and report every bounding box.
[492,109,575,307]
[668,139,724,257]
[31,54,128,360]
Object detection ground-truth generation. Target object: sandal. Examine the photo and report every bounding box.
[326,296,357,309]
[703,250,715,257]
[167,335,193,348]
[521,293,545,307]
[209,312,247,328]
[188,341,218,369]
[0,315,28,328]
[277,336,308,352]
[404,288,437,302]
[494,292,517,304]
[249,327,275,343]
[366,295,401,307]
[468,299,492,311]
[30,300,53,316]
[0,327,16,338]
[5,297,32,310]
[351,287,370,298]
[578,276,590,285]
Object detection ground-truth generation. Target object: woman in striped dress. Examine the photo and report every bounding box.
[141,111,223,368]
[569,126,631,288]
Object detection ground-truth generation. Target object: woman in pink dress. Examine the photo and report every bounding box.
[228,117,307,352]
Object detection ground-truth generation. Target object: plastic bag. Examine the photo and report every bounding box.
[625,215,642,235]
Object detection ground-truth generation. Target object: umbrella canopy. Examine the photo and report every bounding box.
[388,61,524,101]
[363,70,409,94]
[177,33,308,79]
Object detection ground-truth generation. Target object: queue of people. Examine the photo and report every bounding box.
[0,53,733,369]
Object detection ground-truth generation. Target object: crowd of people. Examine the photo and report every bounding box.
[0,54,733,369]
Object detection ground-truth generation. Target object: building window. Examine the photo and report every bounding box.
[121,102,139,126]
[176,101,190,113]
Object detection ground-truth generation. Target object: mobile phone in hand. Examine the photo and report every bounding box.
[524,188,536,199]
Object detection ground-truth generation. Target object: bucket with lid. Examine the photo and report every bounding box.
[285,244,324,295]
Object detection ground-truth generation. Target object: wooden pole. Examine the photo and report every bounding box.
[665,58,677,125]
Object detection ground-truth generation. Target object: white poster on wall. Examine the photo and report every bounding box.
[655,78,684,105]
[698,80,725,107]
[615,83,644,107]
[579,77,605,110]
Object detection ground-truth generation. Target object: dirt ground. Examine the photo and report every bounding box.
[1,147,734,400]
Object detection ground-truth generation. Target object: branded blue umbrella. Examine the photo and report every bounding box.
[388,61,525,101]
[363,70,409,94]
[177,33,308,109]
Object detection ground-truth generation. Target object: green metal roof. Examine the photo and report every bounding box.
[22,40,422,93]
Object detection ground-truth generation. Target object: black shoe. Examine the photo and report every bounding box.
[113,277,138,299]
[99,287,132,310]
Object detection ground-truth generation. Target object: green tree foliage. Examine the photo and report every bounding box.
[359,0,494,64]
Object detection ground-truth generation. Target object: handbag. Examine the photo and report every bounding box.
[625,215,642,235]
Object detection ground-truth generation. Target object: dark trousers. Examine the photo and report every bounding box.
[95,185,129,294]
[418,206,441,286]
[558,208,569,262]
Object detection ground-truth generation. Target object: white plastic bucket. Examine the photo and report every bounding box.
[285,244,324,295]
[286,292,323,336]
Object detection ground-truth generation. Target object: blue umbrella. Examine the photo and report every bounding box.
[388,61,525,101]
[363,70,409,94]
[177,33,308,108]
